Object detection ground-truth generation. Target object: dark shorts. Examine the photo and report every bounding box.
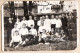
[21,35,27,41]
[13,42,19,46]
[51,24,56,29]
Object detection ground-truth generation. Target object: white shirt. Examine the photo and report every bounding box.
[37,20,42,27]
[41,33,47,38]
[56,19,62,28]
[44,19,51,27]
[12,35,22,42]
[11,28,19,37]
[15,22,21,29]
[19,28,28,35]
[38,26,45,33]
[21,20,28,27]
[50,18,56,24]
[45,26,51,32]
[28,20,34,27]
[30,29,37,35]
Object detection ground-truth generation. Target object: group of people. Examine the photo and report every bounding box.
[6,13,75,48]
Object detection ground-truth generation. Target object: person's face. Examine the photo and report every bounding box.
[31,26,34,29]
[14,24,17,28]
[62,14,65,17]
[51,15,54,19]
[29,16,32,20]
[56,16,58,19]
[40,17,42,20]
[46,15,49,19]
[22,24,26,28]
[34,17,37,19]
[17,18,20,22]
[42,29,46,33]
[42,16,45,19]
[8,18,12,21]
[59,15,62,19]
[41,21,44,26]
[61,30,64,32]
[23,17,26,20]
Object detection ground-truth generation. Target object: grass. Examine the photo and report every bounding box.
[4,40,77,51]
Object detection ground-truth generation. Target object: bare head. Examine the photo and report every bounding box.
[45,15,49,19]
[51,15,54,19]
[29,16,32,20]
[22,23,26,28]
[56,15,59,19]
[23,17,26,20]
[14,23,18,28]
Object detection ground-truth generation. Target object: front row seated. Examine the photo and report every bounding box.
[9,23,66,48]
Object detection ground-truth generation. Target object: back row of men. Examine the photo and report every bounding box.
[14,14,68,33]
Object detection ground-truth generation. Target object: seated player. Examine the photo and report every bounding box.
[39,29,50,44]
[11,23,19,38]
[19,23,28,45]
[50,28,55,41]
[29,25,39,44]
[9,31,22,48]
[53,32,65,42]
[60,30,67,40]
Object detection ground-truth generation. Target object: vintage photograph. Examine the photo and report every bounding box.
[2,1,78,51]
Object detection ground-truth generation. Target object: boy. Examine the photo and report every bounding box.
[29,25,39,44]
[9,31,22,48]
[19,23,28,45]
[53,32,65,42]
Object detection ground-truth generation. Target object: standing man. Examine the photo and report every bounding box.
[61,14,68,34]
[50,15,56,32]
[21,17,28,28]
[34,16,38,30]
[44,15,51,33]
[7,18,14,43]
[55,15,62,33]
[28,15,34,30]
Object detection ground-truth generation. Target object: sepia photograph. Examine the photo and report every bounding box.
[2,1,78,51]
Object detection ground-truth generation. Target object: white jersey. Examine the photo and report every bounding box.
[15,22,21,29]
[44,19,51,27]
[37,20,42,27]
[12,35,22,42]
[28,20,34,27]
[56,19,62,28]
[41,33,47,38]
[11,28,19,37]
[21,20,28,27]
[30,29,37,36]
[50,18,56,24]
[19,28,28,35]
[38,26,45,33]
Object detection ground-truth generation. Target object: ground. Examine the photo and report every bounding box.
[4,40,77,51]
